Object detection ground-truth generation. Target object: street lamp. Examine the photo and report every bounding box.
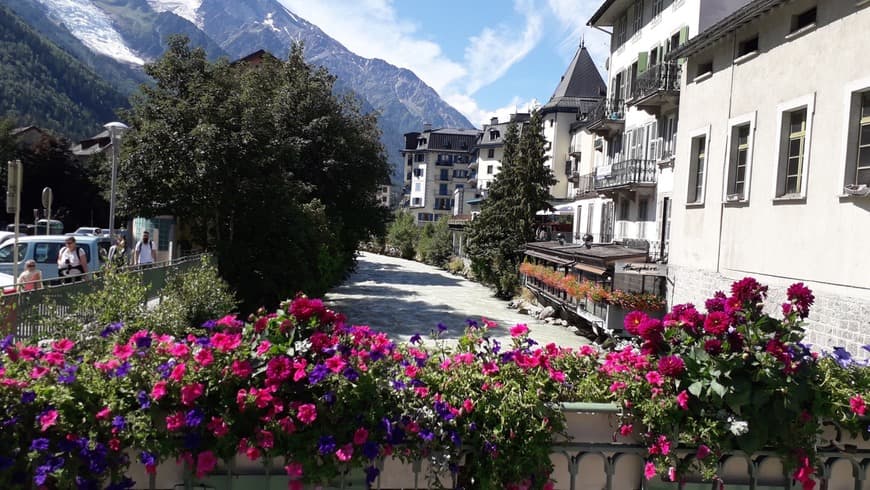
[104,121,129,237]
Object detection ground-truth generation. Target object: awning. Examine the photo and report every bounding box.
[572,262,607,276]
[524,250,572,266]
[536,204,576,216]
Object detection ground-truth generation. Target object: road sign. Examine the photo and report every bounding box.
[41,187,53,209]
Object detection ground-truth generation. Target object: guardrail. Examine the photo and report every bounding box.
[2,254,210,340]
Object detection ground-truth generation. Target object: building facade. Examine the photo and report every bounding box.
[588,0,750,261]
[666,0,870,354]
[400,126,481,226]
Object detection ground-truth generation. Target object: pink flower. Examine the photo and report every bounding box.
[292,359,308,382]
[657,356,685,377]
[39,409,58,432]
[462,399,474,414]
[166,412,185,431]
[196,451,217,478]
[850,395,866,416]
[676,390,689,410]
[231,360,252,378]
[285,462,303,478]
[609,381,626,392]
[210,332,242,353]
[151,381,168,400]
[258,430,274,450]
[644,461,657,480]
[619,424,633,436]
[44,351,65,366]
[181,383,204,406]
[353,427,369,445]
[336,443,353,462]
[696,444,710,459]
[52,339,75,352]
[703,311,730,336]
[668,467,677,482]
[96,407,111,420]
[256,340,271,356]
[194,349,213,367]
[266,356,292,383]
[414,386,429,397]
[113,343,134,360]
[207,417,229,437]
[624,311,648,335]
[325,355,347,373]
[510,324,529,337]
[168,343,190,358]
[279,417,297,434]
[786,282,814,318]
[482,362,499,375]
[645,371,663,387]
[169,363,186,382]
[404,365,419,378]
[296,403,317,425]
[30,366,49,379]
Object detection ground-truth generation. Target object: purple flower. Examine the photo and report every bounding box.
[362,441,379,460]
[409,334,422,344]
[136,391,150,410]
[437,322,448,333]
[419,429,434,441]
[200,319,217,330]
[111,416,126,431]
[449,430,461,446]
[139,451,156,466]
[30,438,49,452]
[185,409,204,427]
[830,347,854,368]
[308,363,329,385]
[111,362,131,378]
[484,441,497,454]
[391,379,405,390]
[342,366,359,381]
[322,391,336,405]
[0,334,13,350]
[135,336,152,350]
[365,465,380,484]
[317,435,336,455]
[58,365,78,384]
[465,319,478,328]
[526,338,538,347]
[21,391,36,404]
[100,322,122,338]
[156,361,173,379]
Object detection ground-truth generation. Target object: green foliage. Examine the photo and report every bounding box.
[386,210,419,259]
[0,5,129,139]
[445,256,465,275]
[416,216,452,267]
[120,38,391,310]
[468,110,555,298]
[151,257,237,336]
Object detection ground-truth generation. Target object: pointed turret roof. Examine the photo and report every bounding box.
[542,43,606,114]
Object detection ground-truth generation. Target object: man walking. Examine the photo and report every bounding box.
[133,230,155,266]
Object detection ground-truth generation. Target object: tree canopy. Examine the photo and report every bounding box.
[120,37,391,309]
[467,110,554,298]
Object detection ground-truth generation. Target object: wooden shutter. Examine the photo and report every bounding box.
[637,52,649,74]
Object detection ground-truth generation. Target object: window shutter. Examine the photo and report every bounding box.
[637,52,649,74]
[679,26,689,45]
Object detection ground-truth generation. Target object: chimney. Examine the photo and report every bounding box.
[490,117,498,125]
[423,123,432,132]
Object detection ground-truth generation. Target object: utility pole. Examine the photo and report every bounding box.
[7,160,22,284]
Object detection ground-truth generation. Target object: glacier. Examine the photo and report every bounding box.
[145,0,203,28]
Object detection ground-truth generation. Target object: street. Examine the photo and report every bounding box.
[325,252,591,348]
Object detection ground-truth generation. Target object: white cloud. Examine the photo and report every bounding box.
[445,94,540,128]
[545,0,611,72]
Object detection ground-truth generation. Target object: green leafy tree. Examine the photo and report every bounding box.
[119,37,390,310]
[467,110,554,298]
[417,216,453,267]
[386,210,419,260]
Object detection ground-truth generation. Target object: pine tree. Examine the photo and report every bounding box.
[467,110,555,298]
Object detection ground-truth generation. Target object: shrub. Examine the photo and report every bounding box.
[152,257,237,335]
[386,211,419,260]
[446,257,465,275]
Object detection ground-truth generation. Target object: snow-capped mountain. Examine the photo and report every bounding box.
[7,0,474,180]
[33,0,145,64]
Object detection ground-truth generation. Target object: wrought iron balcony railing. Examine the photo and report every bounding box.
[587,98,625,125]
[594,159,657,190]
[570,172,596,197]
[630,61,681,103]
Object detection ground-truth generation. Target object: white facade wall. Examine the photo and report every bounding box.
[477,146,503,191]
[543,111,580,200]
[669,0,870,353]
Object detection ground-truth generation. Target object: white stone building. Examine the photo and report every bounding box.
[587,0,750,260]
[400,126,481,226]
[666,0,870,354]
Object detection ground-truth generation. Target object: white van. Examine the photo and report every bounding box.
[0,235,111,282]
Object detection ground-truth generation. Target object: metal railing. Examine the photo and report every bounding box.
[588,98,625,125]
[572,172,596,197]
[630,61,681,102]
[594,159,657,190]
[2,254,209,340]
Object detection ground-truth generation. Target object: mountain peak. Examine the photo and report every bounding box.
[146,0,204,28]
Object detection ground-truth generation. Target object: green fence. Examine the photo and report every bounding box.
[2,254,210,340]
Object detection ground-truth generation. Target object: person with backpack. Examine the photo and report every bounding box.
[57,236,88,283]
[107,235,127,267]
[133,230,155,266]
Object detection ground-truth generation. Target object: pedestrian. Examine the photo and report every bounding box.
[133,230,155,266]
[108,235,127,267]
[17,259,43,291]
[57,236,88,283]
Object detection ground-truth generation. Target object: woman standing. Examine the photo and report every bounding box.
[17,259,43,291]
[57,236,88,283]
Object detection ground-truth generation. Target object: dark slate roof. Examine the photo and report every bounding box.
[587,0,623,26]
[666,0,790,61]
[542,45,606,113]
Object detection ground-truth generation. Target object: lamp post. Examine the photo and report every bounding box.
[104,121,129,237]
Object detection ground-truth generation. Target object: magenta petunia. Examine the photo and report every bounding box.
[296,403,317,425]
[644,461,657,480]
[510,324,529,337]
[850,395,866,416]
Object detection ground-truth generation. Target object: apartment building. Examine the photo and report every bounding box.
[666,0,870,354]
[400,125,481,225]
[471,113,531,194]
[587,0,749,260]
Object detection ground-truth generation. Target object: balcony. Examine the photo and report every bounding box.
[628,62,681,115]
[585,98,624,139]
[594,159,657,192]
[569,172,597,199]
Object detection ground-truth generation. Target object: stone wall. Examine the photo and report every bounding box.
[668,265,870,358]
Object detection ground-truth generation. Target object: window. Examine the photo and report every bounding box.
[726,120,754,201]
[489,130,500,140]
[549,119,554,128]
[414,154,424,162]
[791,7,816,33]
[778,109,807,196]
[652,0,664,16]
[411,198,422,206]
[615,15,627,46]
[414,183,421,192]
[413,168,423,177]
[737,35,758,58]
[440,169,449,181]
[631,1,643,35]
[0,243,27,263]
[486,165,494,175]
[845,91,870,188]
[619,198,630,220]
[695,61,713,79]
[687,134,707,203]
[586,204,595,234]
[439,184,449,195]
[487,148,495,158]
[455,184,464,189]
[638,199,649,221]
[565,160,573,176]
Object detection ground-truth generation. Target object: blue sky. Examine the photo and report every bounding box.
[278,0,609,128]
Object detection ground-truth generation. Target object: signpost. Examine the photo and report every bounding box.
[42,187,52,235]
[7,160,21,284]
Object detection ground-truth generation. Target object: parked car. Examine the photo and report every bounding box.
[0,235,111,282]
[72,227,102,236]
[0,232,14,245]
[34,219,64,235]
[5,224,34,235]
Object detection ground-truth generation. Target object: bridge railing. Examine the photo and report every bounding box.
[2,253,210,340]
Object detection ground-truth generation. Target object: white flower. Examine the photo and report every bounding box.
[729,419,749,436]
